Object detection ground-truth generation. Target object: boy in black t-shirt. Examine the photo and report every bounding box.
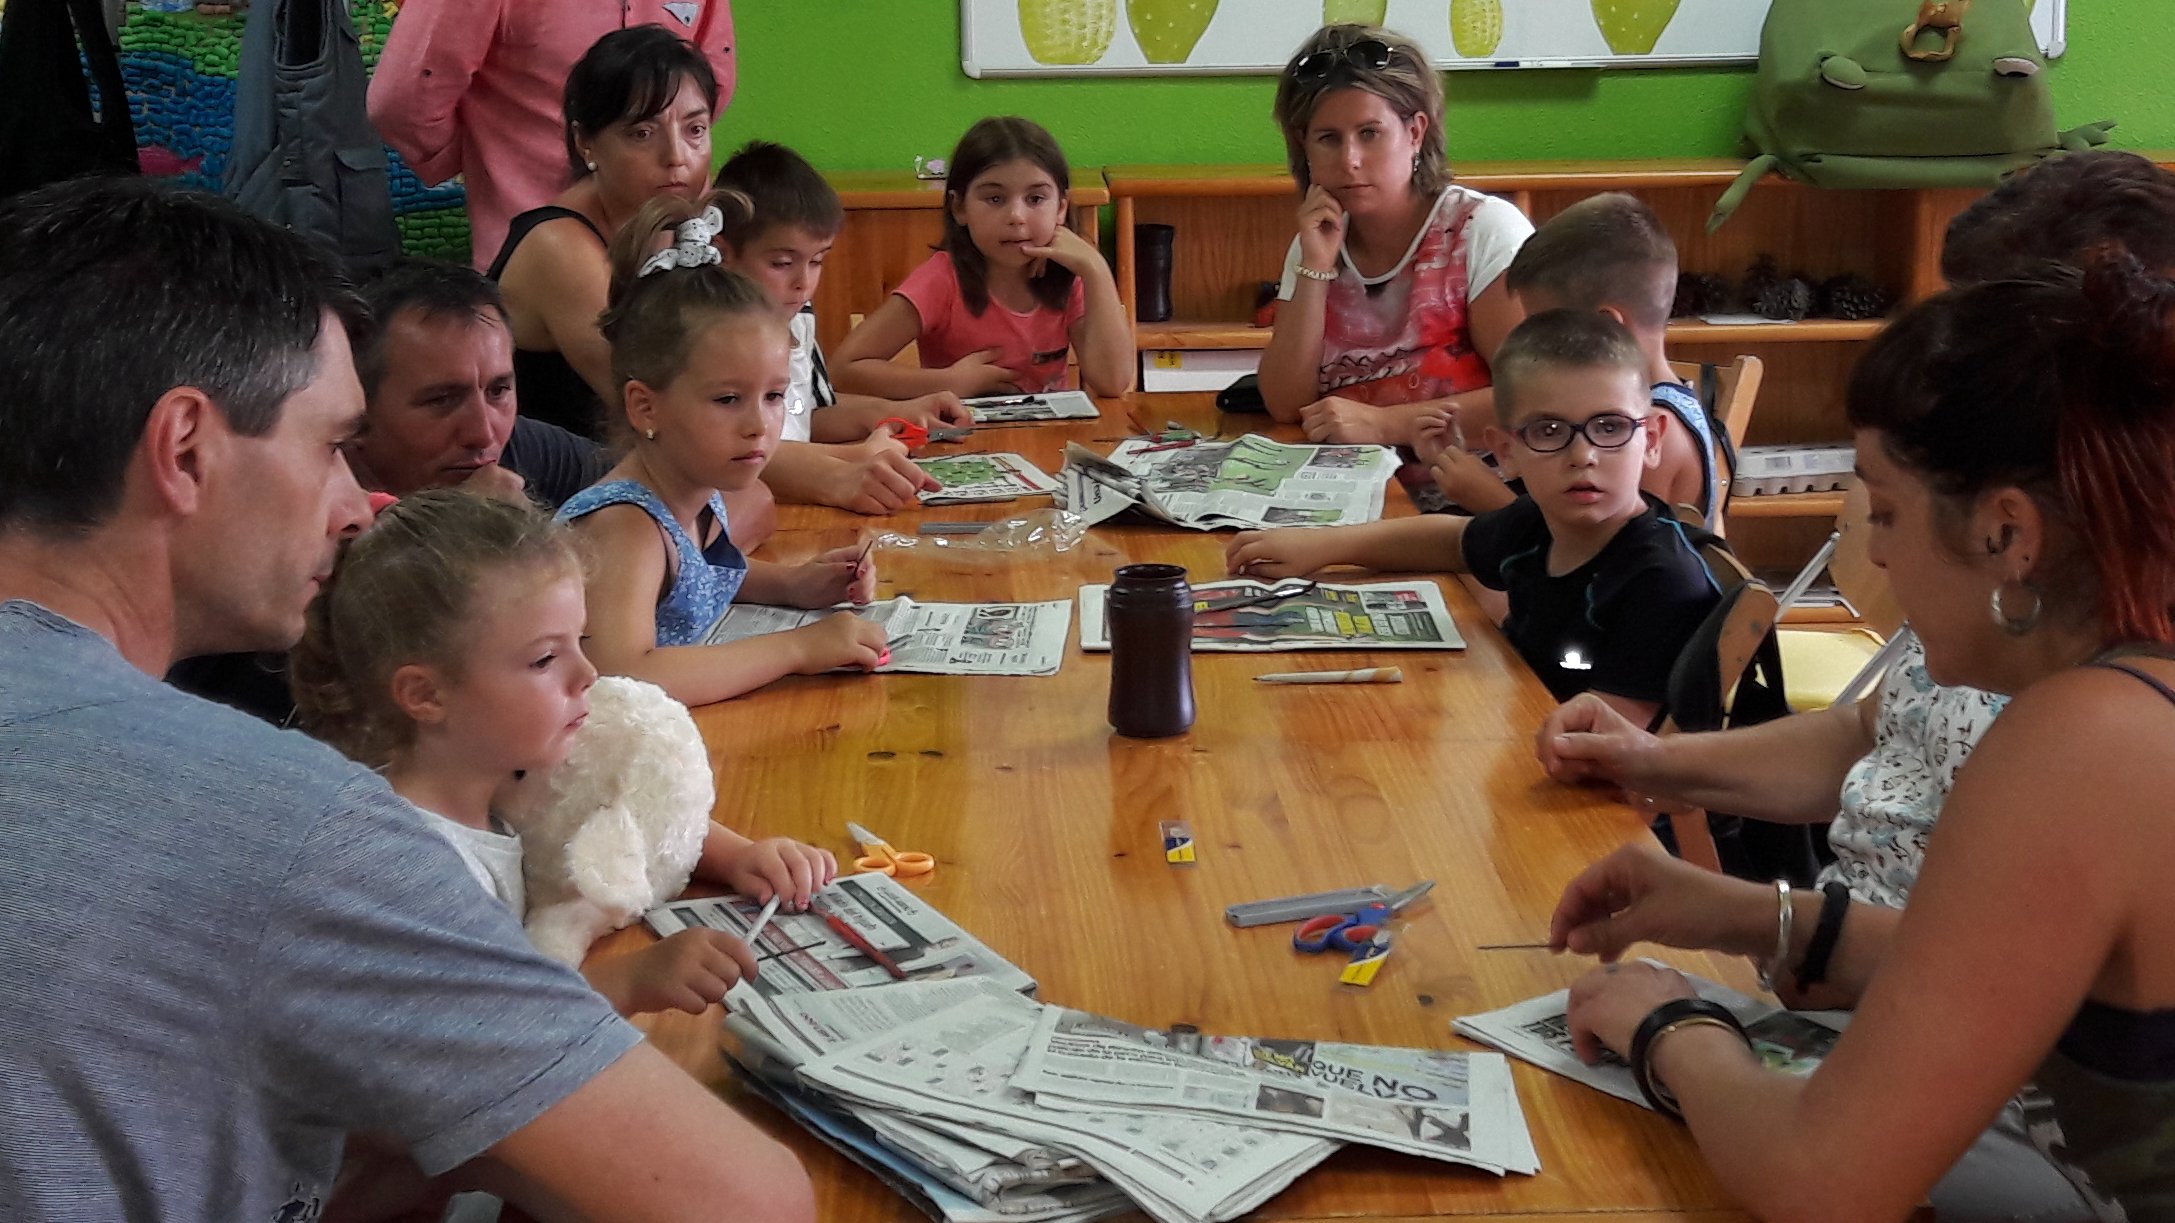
[1226,309,1720,727]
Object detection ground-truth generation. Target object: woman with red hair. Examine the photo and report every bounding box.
[1550,249,2175,1222]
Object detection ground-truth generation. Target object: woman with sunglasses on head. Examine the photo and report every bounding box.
[1260,24,1531,469]
[1549,251,2175,1222]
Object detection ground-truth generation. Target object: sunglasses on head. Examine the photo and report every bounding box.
[1293,38,1394,85]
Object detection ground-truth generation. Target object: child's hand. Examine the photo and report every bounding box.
[1299,395,1385,445]
[947,348,1021,398]
[1430,446,1513,513]
[832,427,936,515]
[804,541,881,606]
[788,611,889,674]
[1295,185,1348,277]
[715,836,839,912]
[1411,408,1462,465]
[1224,528,1337,580]
[899,391,974,429]
[584,928,758,1017]
[1020,226,1106,278]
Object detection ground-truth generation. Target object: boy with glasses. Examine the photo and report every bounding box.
[1228,309,1720,727]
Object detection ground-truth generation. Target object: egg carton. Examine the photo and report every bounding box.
[1735,443,1856,497]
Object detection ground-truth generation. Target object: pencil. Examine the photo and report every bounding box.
[745,894,782,942]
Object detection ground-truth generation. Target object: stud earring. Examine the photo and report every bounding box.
[644,427,657,441]
[585,159,597,172]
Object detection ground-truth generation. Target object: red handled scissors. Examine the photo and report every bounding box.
[1292,880,1434,954]
[882,417,972,451]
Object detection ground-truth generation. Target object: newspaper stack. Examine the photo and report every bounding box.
[726,978,1539,1223]
[1078,578,1466,653]
[702,596,1073,676]
[1058,436,1397,531]
[1452,962,1845,1109]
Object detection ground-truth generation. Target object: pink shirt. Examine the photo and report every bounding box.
[894,252,1087,394]
[369,0,737,269]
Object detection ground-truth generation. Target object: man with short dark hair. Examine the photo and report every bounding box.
[0,177,812,1221]
[350,258,611,507]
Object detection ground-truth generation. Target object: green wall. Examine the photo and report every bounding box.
[726,2,2170,172]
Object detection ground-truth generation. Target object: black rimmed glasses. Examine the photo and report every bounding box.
[1513,413,1647,453]
[1292,38,1394,85]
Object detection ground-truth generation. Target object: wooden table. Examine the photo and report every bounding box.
[596,394,1756,1222]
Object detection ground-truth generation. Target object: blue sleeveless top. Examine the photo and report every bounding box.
[555,480,747,647]
[1652,380,1722,527]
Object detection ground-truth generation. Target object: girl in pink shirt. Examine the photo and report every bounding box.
[830,118,1133,402]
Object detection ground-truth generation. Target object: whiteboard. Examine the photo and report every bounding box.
[963,0,2066,77]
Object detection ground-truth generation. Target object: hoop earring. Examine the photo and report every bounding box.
[1990,580,2043,636]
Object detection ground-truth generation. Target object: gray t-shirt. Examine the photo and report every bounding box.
[0,600,642,1221]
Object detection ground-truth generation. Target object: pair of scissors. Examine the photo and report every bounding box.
[848,821,935,878]
[1292,880,1434,954]
[882,417,972,451]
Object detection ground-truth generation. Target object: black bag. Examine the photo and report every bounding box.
[0,0,139,201]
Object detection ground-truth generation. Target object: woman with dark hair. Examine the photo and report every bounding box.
[1550,252,2175,1222]
[371,1,736,272]
[1259,23,1531,451]
[488,26,720,441]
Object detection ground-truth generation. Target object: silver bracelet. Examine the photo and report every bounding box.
[1292,262,1338,282]
[1755,879,1792,993]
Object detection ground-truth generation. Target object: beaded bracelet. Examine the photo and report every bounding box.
[1629,997,1751,1119]
[1292,263,1338,282]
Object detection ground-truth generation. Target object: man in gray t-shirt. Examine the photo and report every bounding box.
[0,180,811,1219]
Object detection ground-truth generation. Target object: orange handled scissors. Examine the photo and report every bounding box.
[848,821,935,878]
[881,417,972,452]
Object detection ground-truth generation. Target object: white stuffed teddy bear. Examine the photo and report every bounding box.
[502,675,714,965]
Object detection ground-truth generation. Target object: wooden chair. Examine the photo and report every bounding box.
[1655,540,1781,873]
[1668,354,1765,535]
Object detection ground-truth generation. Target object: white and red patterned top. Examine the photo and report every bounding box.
[1277,184,1532,407]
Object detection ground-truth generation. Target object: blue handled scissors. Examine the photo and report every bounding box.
[1292,880,1434,954]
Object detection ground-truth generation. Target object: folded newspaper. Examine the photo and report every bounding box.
[967,390,1102,424]
[1009,1007,1539,1176]
[1078,578,1465,652]
[702,596,1071,676]
[646,872,1038,998]
[919,453,1063,505]
[1452,963,1845,1109]
[728,974,1540,1223]
[1058,436,1396,531]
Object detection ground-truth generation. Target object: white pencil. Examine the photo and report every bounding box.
[1252,667,1404,685]
[745,894,783,941]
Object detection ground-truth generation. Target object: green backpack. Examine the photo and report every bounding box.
[1708,0,2113,230]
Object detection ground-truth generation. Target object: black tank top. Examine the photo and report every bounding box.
[487,206,610,439]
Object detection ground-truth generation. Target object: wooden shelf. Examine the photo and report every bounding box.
[1667,318,1887,344]
[1136,320,1272,349]
[1134,317,1886,351]
[1729,490,1849,520]
[1105,157,1774,199]
[824,169,1108,210]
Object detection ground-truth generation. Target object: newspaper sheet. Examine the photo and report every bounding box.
[730,974,1104,1201]
[968,390,1102,424]
[1078,579,1464,652]
[734,1063,1131,1223]
[702,596,1071,676]
[920,453,1063,504]
[1057,436,1395,531]
[1009,1008,1537,1176]
[644,873,1038,997]
[1451,963,1846,1109]
[797,990,1337,1223]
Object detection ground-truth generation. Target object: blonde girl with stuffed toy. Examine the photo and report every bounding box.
[557,190,891,707]
[290,489,837,1017]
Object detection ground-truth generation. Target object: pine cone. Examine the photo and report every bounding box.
[1818,273,1895,321]
[1673,272,1733,318]
[1741,255,1784,311]
[1754,274,1816,322]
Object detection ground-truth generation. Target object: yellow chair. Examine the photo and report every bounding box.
[1776,482,1903,711]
